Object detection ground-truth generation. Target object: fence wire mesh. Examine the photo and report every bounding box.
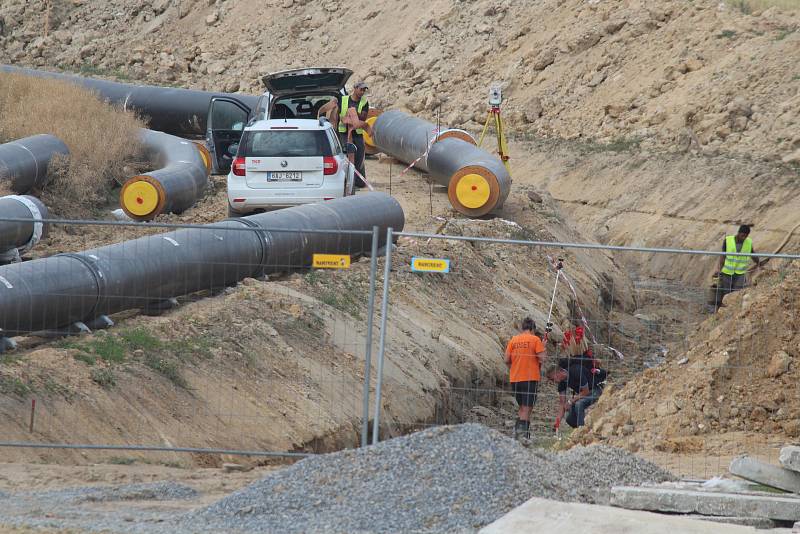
[1,216,798,480]
[0,219,377,461]
[372,229,799,479]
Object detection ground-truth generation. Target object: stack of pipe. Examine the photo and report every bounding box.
[0,65,260,138]
[0,134,69,193]
[0,193,404,337]
[368,110,511,217]
[120,129,211,221]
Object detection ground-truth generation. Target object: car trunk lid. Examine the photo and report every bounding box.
[261,67,352,96]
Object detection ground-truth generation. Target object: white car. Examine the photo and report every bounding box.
[226,117,355,215]
[206,67,351,176]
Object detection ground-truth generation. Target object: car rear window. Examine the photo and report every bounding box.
[240,130,333,157]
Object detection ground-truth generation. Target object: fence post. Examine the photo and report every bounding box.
[371,227,394,445]
[361,226,380,447]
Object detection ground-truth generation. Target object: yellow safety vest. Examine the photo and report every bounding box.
[338,95,368,135]
[721,236,752,275]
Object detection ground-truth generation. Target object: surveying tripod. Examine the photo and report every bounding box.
[477,85,511,175]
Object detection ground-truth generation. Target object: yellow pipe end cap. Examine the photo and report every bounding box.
[123,180,160,217]
[363,116,378,147]
[196,143,212,173]
[455,173,491,209]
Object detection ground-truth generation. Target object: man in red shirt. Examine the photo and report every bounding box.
[505,317,547,439]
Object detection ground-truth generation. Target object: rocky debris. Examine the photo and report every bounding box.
[527,190,544,203]
[1,0,799,160]
[767,350,791,378]
[729,455,800,494]
[190,424,673,533]
[222,463,252,473]
[574,268,800,457]
[781,446,800,473]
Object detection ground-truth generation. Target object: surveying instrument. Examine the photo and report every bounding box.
[478,84,511,175]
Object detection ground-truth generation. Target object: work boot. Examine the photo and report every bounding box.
[513,420,530,441]
[520,420,531,440]
[513,419,524,440]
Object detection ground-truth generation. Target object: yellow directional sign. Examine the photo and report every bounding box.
[312,254,351,269]
[411,257,450,273]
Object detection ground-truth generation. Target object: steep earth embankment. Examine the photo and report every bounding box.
[1,0,799,161]
[514,137,800,285]
[572,266,799,468]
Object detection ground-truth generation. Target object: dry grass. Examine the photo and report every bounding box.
[0,73,144,216]
[729,0,800,12]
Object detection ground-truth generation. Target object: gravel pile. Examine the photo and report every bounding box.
[189,424,673,533]
[551,445,675,503]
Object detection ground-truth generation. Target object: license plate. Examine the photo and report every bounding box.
[267,171,302,182]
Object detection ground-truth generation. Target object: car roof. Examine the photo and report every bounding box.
[246,118,332,131]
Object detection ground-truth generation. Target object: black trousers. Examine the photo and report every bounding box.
[714,272,746,310]
[339,133,367,187]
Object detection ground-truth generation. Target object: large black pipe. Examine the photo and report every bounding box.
[0,193,403,337]
[0,65,259,137]
[0,195,48,263]
[119,129,210,220]
[0,135,69,193]
[371,110,512,217]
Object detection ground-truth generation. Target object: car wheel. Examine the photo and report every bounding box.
[227,204,244,217]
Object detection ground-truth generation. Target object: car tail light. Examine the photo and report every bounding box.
[323,156,338,176]
[232,156,246,176]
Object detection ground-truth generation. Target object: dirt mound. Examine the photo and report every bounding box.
[573,265,800,460]
[2,1,799,162]
[0,73,143,216]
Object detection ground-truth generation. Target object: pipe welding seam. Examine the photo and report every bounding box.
[0,195,49,263]
[0,193,404,337]
[371,110,510,217]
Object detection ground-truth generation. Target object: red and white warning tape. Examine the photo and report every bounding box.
[352,166,375,191]
[398,127,441,177]
[546,255,625,360]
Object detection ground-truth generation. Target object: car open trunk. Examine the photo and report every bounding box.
[261,68,353,96]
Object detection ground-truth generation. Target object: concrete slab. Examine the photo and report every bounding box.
[780,446,800,473]
[730,456,800,494]
[610,486,800,522]
[480,497,780,534]
[688,514,779,528]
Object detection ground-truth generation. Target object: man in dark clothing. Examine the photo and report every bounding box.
[318,82,370,187]
[713,224,762,311]
[545,363,606,428]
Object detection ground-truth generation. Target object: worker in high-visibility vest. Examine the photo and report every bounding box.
[713,225,761,310]
[317,82,370,187]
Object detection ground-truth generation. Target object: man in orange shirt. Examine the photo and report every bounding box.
[505,317,547,440]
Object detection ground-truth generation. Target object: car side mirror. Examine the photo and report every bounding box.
[345,143,357,154]
[227,143,239,156]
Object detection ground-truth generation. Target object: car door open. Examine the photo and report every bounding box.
[206,97,251,174]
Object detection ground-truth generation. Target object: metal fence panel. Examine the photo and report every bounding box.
[0,218,380,461]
